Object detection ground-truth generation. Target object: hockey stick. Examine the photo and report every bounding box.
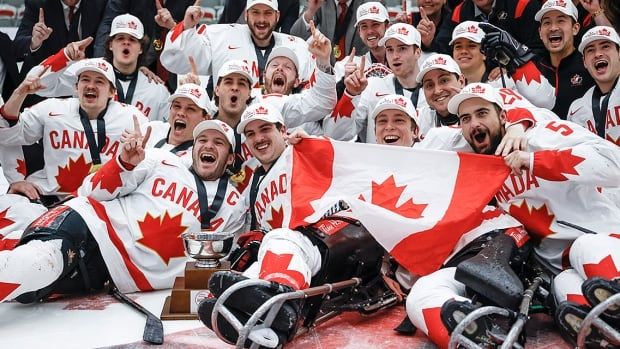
[110,286,164,345]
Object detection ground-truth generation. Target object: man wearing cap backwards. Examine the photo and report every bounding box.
[103,14,170,122]
[568,25,620,146]
[0,118,246,303]
[328,23,427,143]
[479,0,595,120]
[428,83,620,348]
[145,83,211,154]
[160,0,316,93]
[0,39,149,202]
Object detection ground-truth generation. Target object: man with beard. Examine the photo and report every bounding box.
[568,25,620,146]
[434,83,620,348]
[0,118,246,304]
[160,0,315,94]
[0,39,148,202]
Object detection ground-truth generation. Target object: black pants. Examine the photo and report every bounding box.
[16,205,110,303]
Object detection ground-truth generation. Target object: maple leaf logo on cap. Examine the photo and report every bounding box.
[220,122,229,132]
[434,56,447,65]
[255,105,269,115]
[599,28,611,36]
[397,26,409,36]
[467,25,478,33]
[127,21,138,29]
[394,97,407,107]
[369,6,380,14]
[470,84,486,94]
[189,88,202,98]
[97,62,108,71]
[556,0,566,7]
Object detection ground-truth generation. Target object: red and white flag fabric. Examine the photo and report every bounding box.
[253,138,511,276]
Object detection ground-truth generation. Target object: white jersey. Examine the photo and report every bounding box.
[325,74,428,143]
[0,193,47,242]
[567,83,620,147]
[255,68,337,129]
[68,149,246,293]
[0,146,27,183]
[0,97,148,196]
[161,23,315,88]
[114,72,170,122]
[418,87,559,137]
[143,121,194,157]
[420,120,620,270]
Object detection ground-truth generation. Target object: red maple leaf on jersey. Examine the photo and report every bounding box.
[508,200,555,239]
[0,208,14,230]
[259,251,308,290]
[90,160,123,194]
[371,175,427,219]
[0,281,20,302]
[234,165,255,194]
[512,61,542,85]
[56,154,92,193]
[583,255,620,279]
[534,149,584,181]
[606,134,620,147]
[266,206,284,229]
[137,211,188,265]
[330,95,354,122]
[15,159,26,177]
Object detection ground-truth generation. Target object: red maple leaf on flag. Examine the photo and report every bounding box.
[534,149,584,181]
[15,159,26,177]
[90,161,123,194]
[512,61,542,85]
[583,255,620,279]
[56,154,92,193]
[371,175,427,219]
[0,209,14,230]
[259,251,308,289]
[0,281,20,302]
[508,200,555,239]
[266,206,284,229]
[137,211,188,265]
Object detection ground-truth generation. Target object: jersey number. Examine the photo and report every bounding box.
[545,121,573,136]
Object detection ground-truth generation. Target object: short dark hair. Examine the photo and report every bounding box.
[104,34,150,68]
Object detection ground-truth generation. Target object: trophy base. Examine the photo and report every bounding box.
[161,261,230,320]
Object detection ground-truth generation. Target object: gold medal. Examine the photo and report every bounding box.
[153,39,163,51]
[230,168,246,186]
[89,163,102,174]
[332,45,342,59]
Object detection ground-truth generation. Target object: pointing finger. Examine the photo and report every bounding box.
[77,36,94,49]
[132,115,142,136]
[193,0,201,7]
[309,19,317,37]
[347,47,356,63]
[420,7,429,22]
[359,55,366,74]
[38,8,45,23]
[155,0,163,10]
[142,126,152,148]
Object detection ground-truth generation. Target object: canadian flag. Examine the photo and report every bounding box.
[254,138,511,276]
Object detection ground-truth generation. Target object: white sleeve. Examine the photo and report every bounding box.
[160,23,213,76]
[27,49,77,97]
[0,103,47,145]
[280,69,337,128]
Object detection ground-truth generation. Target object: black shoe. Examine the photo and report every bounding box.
[555,301,617,348]
[198,297,288,348]
[583,277,620,323]
[440,300,494,345]
[206,271,301,341]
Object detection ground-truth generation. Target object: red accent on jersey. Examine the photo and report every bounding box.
[566,293,589,306]
[515,0,530,19]
[331,94,354,122]
[509,201,555,239]
[533,149,585,181]
[169,22,185,43]
[451,3,463,23]
[0,281,20,302]
[422,306,450,349]
[41,49,69,72]
[15,159,26,177]
[606,134,620,147]
[266,206,284,229]
[583,255,620,279]
[90,158,124,194]
[56,154,93,193]
[513,61,542,85]
[259,251,308,290]
[137,211,188,265]
[0,209,14,230]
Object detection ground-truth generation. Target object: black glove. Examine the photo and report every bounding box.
[479,23,535,72]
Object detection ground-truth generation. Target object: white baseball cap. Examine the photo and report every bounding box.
[371,94,419,125]
[169,83,211,113]
[534,0,578,22]
[193,119,236,149]
[416,54,462,83]
[448,83,505,115]
[217,60,254,86]
[246,0,278,11]
[73,58,115,84]
[355,2,389,27]
[236,102,285,133]
[449,21,485,45]
[378,23,421,47]
[266,46,299,72]
[578,26,620,53]
[110,14,144,40]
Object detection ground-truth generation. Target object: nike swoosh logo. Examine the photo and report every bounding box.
[568,107,582,116]
[375,92,389,97]
[161,160,177,167]
[228,45,240,50]
[48,112,62,116]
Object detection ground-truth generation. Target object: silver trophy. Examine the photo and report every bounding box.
[182,231,234,268]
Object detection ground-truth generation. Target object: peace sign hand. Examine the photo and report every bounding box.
[344,55,367,96]
[120,115,152,166]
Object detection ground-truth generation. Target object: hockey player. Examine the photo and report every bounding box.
[145,82,211,155]
[103,14,170,121]
[433,83,620,347]
[567,25,620,147]
[0,39,148,200]
[0,118,246,303]
[160,0,315,93]
[328,23,427,143]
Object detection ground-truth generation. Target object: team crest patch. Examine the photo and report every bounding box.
[498,11,508,20]
[570,74,583,87]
